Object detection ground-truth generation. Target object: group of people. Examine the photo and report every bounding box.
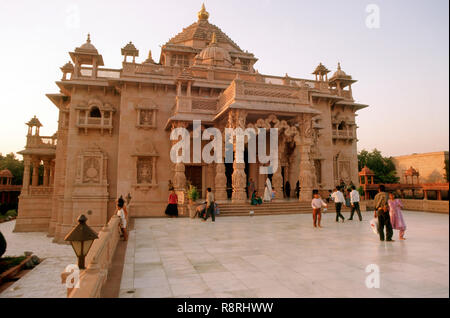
[311,184,407,241]
[164,187,217,222]
[250,177,277,205]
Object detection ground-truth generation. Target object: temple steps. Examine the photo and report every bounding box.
[217,201,353,217]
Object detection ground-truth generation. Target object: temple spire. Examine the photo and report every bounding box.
[87,33,91,43]
[210,32,217,45]
[198,3,210,21]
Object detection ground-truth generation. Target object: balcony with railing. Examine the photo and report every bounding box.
[26,135,57,149]
[332,129,355,140]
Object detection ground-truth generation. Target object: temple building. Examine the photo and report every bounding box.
[15,5,368,241]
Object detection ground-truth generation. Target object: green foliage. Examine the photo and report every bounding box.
[0,153,24,185]
[445,159,449,182]
[0,256,27,274]
[358,149,399,184]
[0,231,6,258]
[357,186,364,197]
[187,184,199,202]
[6,210,17,217]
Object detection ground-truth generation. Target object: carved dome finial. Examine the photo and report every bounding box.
[198,3,209,21]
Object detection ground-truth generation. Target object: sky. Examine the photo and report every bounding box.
[0,0,448,158]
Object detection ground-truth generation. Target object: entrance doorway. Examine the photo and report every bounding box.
[185,165,202,198]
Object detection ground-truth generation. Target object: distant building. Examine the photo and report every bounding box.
[392,151,449,184]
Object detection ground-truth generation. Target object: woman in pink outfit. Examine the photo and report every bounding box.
[388,193,407,240]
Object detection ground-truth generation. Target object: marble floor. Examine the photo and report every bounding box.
[119,211,449,298]
[0,220,75,298]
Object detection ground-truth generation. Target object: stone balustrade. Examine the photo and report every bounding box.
[26,135,57,148]
[364,199,449,214]
[62,215,121,298]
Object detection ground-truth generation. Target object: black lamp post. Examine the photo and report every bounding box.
[64,214,98,269]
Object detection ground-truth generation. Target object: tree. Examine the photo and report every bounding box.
[445,159,449,182]
[358,149,399,184]
[0,153,24,185]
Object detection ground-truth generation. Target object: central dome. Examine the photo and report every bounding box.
[195,33,233,67]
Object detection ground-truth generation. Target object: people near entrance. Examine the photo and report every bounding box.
[271,187,276,200]
[203,187,215,222]
[348,186,362,221]
[388,192,407,240]
[331,186,345,222]
[251,190,263,205]
[116,197,128,241]
[295,181,300,199]
[285,181,291,198]
[311,190,327,228]
[374,185,394,242]
[326,190,333,203]
[264,177,272,202]
[165,188,179,218]
[248,178,256,199]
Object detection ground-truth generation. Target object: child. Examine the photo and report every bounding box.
[388,192,407,240]
[116,198,128,241]
[271,187,276,200]
[311,190,327,228]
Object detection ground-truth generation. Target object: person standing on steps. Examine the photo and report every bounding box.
[285,181,291,199]
[331,186,345,222]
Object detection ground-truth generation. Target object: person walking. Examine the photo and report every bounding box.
[374,185,394,242]
[388,192,407,240]
[348,186,362,221]
[116,198,128,241]
[165,188,179,218]
[311,190,327,228]
[331,186,345,222]
[203,188,215,222]
[285,181,291,198]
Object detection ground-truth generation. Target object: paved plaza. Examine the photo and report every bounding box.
[119,211,449,298]
[0,220,74,298]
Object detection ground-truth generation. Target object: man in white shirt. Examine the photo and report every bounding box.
[331,186,345,222]
[349,185,362,221]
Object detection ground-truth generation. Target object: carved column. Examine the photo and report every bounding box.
[43,159,50,187]
[297,114,317,202]
[214,163,228,201]
[272,143,283,201]
[171,122,187,204]
[31,158,40,187]
[22,156,31,194]
[231,110,247,203]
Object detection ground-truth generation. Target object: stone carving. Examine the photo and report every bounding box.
[339,161,351,184]
[232,162,247,203]
[139,110,153,126]
[83,157,100,184]
[137,158,153,184]
[214,163,228,201]
[173,163,186,191]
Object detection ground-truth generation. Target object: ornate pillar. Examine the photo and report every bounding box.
[296,114,317,202]
[231,110,247,203]
[272,146,283,201]
[22,156,31,194]
[43,159,50,187]
[215,163,228,201]
[171,122,187,204]
[31,158,40,187]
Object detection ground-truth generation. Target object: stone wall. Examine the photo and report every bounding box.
[62,215,121,298]
[393,151,449,183]
[364,199,449,214]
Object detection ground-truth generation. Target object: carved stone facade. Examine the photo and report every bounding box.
[15,5,367,239]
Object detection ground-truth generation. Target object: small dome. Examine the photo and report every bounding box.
[61,61,74,72]
[332,62,351,79]
[0,169,13,178]
[75,34,98,54]
[195,33,232,67]
[359,166,375,176]
[198,3,210,21]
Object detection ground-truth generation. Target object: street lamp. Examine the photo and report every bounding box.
[64,214,98,269]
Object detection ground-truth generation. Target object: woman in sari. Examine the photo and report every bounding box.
[264,177,272,202]
[251,190,263,205]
